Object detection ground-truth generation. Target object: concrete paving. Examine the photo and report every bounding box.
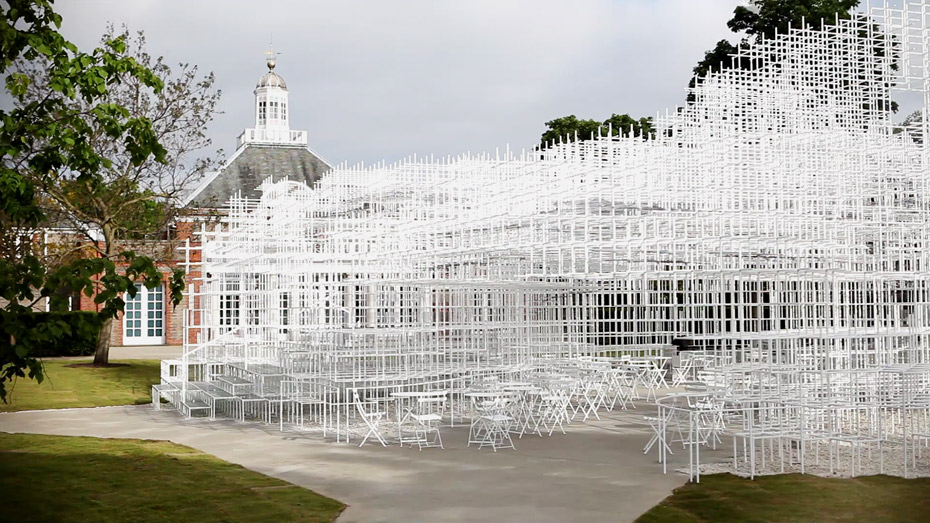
[0,401,730,523]
[108,345,182,360]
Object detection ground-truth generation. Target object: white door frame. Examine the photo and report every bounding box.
[123,283,166,345]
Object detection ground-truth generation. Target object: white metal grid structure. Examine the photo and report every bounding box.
[157,1,930,476]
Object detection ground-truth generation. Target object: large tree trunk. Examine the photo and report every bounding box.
[93,315,114,366]
[93,223,116,367]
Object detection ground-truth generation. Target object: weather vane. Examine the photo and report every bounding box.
[265,35,282,71]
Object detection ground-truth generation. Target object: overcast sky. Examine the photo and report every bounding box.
[53,0,744,166]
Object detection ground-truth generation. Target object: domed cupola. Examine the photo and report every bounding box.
[238,53,306,147]
[187,49,326,209]
[256,60,288,90]
[254,57,289,132]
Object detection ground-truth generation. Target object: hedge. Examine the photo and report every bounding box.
[13,311,103,357]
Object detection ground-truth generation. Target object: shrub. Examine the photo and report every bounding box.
[8,312,103,357]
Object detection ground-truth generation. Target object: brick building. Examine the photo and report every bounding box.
[101,58,330,346]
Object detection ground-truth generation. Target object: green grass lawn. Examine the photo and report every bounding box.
[0,359,160,412]
[0,432,345,522]
[636,472,930,523]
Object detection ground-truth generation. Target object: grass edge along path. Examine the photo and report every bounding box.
[635,472,930,523]
[0,358,160,412]
[0,432,345,523]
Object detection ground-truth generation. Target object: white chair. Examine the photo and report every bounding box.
[693,397,725,449]
[607,368,635,410]
[643,405,676,456]
[353,390,387,448]
[508,386,542,437]
[411,392,447,450]
[536,383,572,436]
[469,392,517,451]
[578,371,609,421]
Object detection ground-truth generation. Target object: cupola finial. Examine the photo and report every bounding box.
[265,47,279,71]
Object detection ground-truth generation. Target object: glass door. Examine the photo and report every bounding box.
[123,283,165,345]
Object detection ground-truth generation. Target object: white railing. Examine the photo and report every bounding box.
[237,128,308,147]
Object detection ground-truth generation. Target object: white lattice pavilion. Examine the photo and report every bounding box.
[158,1,930,478]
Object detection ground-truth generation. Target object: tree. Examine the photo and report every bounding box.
[540,115,602,148]
[689,0,860,102]
[727,0,860,39]
[691,40,741,82]
[602,114,655,140]
[893,110,923,145]
[13,25,222,365]
[540,113,654,149]
[0,0,185,400]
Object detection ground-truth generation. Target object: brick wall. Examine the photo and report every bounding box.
[166,290,187,345]
[78,267,189,347]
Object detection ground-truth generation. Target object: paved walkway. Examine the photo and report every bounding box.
[109,345,182,360]
[0,401,727,523]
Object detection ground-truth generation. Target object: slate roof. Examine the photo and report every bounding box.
[186,144,331,208]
